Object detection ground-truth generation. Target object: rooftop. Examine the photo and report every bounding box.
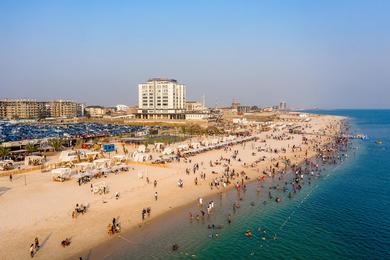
[147,78,178,83]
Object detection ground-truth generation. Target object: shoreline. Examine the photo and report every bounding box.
[81,147,338,259]
[0,113,346,260]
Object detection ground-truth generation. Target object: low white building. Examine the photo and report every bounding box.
[186,112,210,120]
[186,101,204,111]
[116,104,129,112]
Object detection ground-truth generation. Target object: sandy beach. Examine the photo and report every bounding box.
[0,114,345,260]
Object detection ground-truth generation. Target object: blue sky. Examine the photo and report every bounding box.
[0,0,389,108]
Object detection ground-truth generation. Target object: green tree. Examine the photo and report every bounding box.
[48,138,63,152]
[74,139,82,149]
[0,146,10,159]
[25,143,38,153]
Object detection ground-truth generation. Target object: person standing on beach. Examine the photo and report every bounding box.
[154,192,158,201]
[34,237,40,253]
[154,180,157,188]
[112,218,116,228]
[9,173,12,182]
[29,243,35,257]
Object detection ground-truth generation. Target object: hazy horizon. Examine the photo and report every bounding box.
[1,1,389,108]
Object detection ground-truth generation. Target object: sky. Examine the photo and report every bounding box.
[0,0,389,109]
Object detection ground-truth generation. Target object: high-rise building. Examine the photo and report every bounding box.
[279,101,287,110]
[231,99,240,110]
[137,78,186,119]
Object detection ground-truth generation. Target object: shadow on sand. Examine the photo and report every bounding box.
[40,232,52,250]
[0,187,11,196]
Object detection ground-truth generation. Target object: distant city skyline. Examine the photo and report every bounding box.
[1,1,389,109]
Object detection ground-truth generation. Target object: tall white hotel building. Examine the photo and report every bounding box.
[137,78,186,119]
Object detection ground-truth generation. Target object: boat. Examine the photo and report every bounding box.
[375,140,383,145]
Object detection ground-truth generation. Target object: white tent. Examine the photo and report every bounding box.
[51,167,73,181]
[74,162,93,172]
[177,144,188,151]
[201,140,209,146]
[24,155,43,166]
[85,151,99,160]
[210,138,219,145]
[138,145,146,153]
[190,142,200,149]
[59,151,77,163]
[0,160,14,171]
[93,158,111,169]
[74,172,92,179]
[113,155,127,162]
[112,164,129,172]
[132,151,150,162]
[92,181,109,194]
[162,147,174,155]
[154,142,164,151]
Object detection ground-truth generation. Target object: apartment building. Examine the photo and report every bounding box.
[0,99,46,119]
[46,100,79,118]
[0,99,81,119]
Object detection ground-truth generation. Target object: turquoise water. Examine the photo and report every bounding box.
[93,110,390,259]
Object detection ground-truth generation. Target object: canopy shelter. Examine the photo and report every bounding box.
[75,172,92,178]
[137,144,147,153]
[162,147,174,155]
[190,142,200,149]
[51,167,73,182]
[177,144,188,151]
[85,151,99,160]
[92,181,109,194]
[0,160,14,171]
[59,151,78,163]
[113,155,127,162]
[77,149,99,160]
[74,162,93,172]
[154,142,164,151]
[74,172,93,182]
[132,151,151,162]
[112,164,129,172]
[24,155,44,166]
[93,158,111,169]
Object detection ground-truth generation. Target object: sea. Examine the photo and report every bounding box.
[90,109,390,260]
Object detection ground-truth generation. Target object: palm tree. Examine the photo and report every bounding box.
[48,138,63,152]
[25,143,38,154]
[0,146,10,159]
[74,139,82,149]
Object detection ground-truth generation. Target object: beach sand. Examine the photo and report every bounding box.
[0,114,344,259]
